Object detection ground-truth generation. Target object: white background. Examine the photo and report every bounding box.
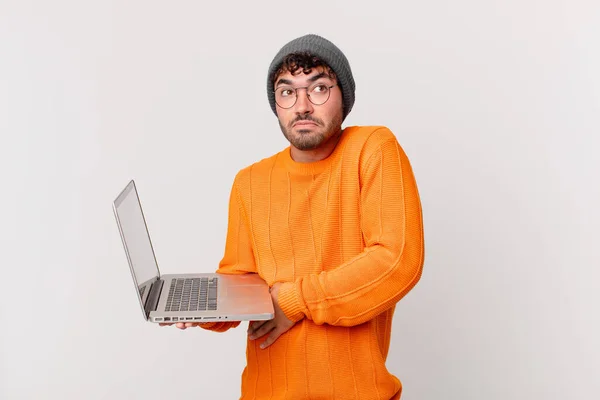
[1,1,598,399]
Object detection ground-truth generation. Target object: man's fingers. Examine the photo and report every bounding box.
[159,322,210,329]
[158,322,216,331]
[248,320,268,335]
[248,321,267,333]
[249,321,274,340]
[260,328,282,349]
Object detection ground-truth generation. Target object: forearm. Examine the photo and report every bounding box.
[278,241,423,326]
[198,321,241,332]
[199,175,255,333]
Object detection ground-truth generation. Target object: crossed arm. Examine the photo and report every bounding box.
[164,135,424,349]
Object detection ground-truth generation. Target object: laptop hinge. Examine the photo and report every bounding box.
[144,278,164,319]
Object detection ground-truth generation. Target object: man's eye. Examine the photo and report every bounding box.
[279,88,294,97]
[313,84,328,93]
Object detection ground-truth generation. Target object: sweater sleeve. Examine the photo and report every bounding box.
[277,136,425,326]
[200,175,257,333]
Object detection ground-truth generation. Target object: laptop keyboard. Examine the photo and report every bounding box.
[165,277,218,312]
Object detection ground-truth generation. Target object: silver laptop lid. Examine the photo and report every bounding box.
[113,180,161,319]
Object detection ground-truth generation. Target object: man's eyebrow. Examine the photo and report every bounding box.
[275,72,334,88]
[275,78,293,87]
[307,72,333,83]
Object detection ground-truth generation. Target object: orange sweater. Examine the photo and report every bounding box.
[202,126,424,399]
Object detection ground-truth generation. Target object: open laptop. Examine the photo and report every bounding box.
[112,179,274,324]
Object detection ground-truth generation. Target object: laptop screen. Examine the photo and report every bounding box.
[113,181,160,306]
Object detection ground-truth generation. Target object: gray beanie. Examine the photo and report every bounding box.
[267,34,356,120]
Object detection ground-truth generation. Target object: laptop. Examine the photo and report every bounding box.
[112,179,274,324]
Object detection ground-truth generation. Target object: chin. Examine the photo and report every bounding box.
[294,143,320,151]
[292,135,326,151]
[295,128,315,135]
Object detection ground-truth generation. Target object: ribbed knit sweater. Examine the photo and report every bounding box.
[201,126,424,400]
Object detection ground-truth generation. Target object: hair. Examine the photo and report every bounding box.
[271,51,337,88]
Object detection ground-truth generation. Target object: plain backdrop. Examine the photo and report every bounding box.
[1,1,598,399]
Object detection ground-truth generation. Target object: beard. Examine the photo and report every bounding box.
[279,112,343,151]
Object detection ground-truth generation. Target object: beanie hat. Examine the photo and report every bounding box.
[266,34,356,120]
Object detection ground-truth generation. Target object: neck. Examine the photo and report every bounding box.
[290,127,343,163]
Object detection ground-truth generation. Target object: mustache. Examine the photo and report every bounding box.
[289,115,322,128]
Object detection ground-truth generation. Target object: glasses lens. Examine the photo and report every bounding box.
[275,86,296,109]
[308,83,331,105]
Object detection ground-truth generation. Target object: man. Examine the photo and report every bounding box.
[164,34,424,399]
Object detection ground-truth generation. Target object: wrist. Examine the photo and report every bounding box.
[277,281,305,323]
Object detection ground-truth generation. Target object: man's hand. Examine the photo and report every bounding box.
[247,282,296,349]
[159,322,211,330]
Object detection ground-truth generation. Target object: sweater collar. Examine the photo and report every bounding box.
[280,127,351,175]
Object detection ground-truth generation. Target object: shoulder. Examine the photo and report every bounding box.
[344,125,397,143]
[342,125,401,161]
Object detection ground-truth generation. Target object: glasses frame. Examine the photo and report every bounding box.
[273,83,338,109]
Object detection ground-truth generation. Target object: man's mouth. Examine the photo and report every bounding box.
[293,120,318,128]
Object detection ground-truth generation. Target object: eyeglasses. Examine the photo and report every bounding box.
[273,83,337,109]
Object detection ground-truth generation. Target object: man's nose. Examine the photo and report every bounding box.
[294,89,314,114]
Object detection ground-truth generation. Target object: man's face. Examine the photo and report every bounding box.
[274,67,343,151]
